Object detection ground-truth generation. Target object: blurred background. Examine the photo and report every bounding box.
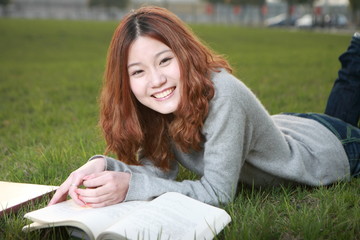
[0,0,358,30]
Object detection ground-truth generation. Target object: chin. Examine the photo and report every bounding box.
[155,105,178,115]
[156,109,176,115]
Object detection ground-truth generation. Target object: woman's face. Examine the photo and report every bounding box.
[127,36,181,114]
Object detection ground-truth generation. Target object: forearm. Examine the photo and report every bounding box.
[88,155,179,179]
[125,173,235,206]
[88,155,233,206]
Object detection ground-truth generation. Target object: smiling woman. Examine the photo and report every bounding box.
[127,37,181,115]
[49,6,360,209]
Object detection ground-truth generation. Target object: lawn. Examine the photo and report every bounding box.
[0,18,359,239]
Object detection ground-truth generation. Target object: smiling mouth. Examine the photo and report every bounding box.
[152,87,175,99]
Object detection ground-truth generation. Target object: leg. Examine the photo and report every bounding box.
[325,32,360,127]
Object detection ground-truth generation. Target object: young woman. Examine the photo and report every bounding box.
[49,6,360,208]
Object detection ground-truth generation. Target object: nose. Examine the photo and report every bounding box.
[150,69,166,88]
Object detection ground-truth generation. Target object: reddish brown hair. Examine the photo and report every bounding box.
[100,6,231,170]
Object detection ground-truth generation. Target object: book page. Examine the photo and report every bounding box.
[99,192,231,240]
[0,181,58,215]
[24,199,145,240]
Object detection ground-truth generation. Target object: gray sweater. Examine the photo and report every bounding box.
[90,69,350,206]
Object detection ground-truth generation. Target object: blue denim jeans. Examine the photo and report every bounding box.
[286,35,360,178]
[284,113,360,178]
[325,33,360,127]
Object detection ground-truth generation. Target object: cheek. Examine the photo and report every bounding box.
[168,60,181,81]
[130,79,146,100]
[129,80,139,98]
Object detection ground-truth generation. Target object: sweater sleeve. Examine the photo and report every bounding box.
[130,93,248,206]
[88,82,250,206]
[191,94,249,205]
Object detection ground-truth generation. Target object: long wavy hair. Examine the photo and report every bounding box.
[100,6,232,170]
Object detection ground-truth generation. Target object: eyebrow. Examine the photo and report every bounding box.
[127,49,172,68]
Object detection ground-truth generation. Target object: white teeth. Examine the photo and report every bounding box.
[153,88,174,99]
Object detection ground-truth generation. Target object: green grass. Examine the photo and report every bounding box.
[1,19,359,239]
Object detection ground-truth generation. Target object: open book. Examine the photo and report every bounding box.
[23,192,231,240]
[0,181,58,216]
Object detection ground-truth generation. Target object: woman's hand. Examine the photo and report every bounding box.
[48,157,106,206]
[75,171,131,208]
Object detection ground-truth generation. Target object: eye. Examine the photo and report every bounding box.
[159,57,172,66]
[130,70,144,76]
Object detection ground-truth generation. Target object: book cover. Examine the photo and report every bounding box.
[0,181,58,216]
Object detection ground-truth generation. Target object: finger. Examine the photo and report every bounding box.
[78,192,110,205]
[65,173,103,206]
[48,188,68,206]
[84,195,120,208]
[82,172,108,188]
[63,183,84,206]
[76,185,109,198]
[75,173,111,205]
[79,172,118,198]
[87,201,111,208]
[69,189,87,206]
[48,177,75,205]
[56,175,86,206]
[82,174,96,181]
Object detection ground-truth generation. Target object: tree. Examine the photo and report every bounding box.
[349,0,360,26]
[0,0,10,6]
[0,0,11,16]
[88,0,129,9]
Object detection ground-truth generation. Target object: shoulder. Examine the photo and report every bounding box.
[203,69,255,131]
[210,69,260,108]
[211,69,243,95]
[210,69,254,100]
